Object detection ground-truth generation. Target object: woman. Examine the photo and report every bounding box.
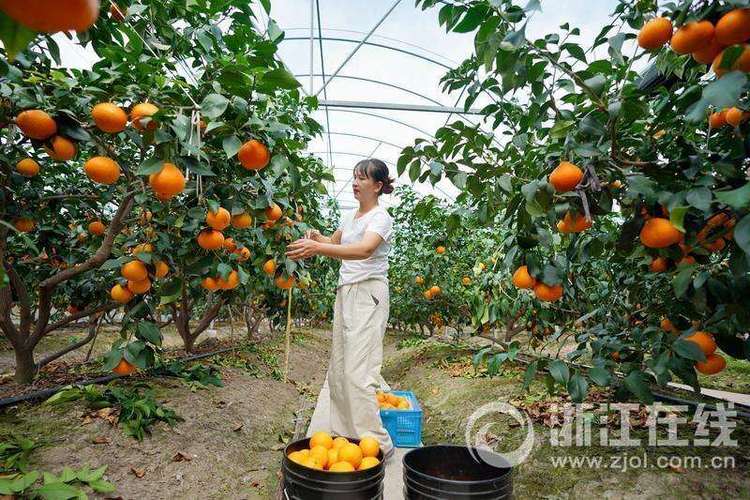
[286,158,396,461]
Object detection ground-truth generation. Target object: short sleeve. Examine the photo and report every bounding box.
[365,209,393,242]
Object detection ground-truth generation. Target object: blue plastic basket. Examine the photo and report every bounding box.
[380,390,422,448]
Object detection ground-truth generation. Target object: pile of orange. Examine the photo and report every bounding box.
[709,107,748,129]
[376,390,411,410]
[556,211,592,234]
[287,432,381,472]
[511,265,564,302]
[685,331,726,375]
[638,9,750,78]
[422,285,441,300]
[200,270,240,292]
[110,249,169,304]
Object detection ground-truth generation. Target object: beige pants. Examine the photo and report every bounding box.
[305,278,394,459]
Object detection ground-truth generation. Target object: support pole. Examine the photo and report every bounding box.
[283,288,293,383]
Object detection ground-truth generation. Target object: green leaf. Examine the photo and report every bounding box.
[137,322,162,347]
[222,135,242,158]
[201,94,229,119]
[623,370,654,404]
[137,158,164,175]
[686,72,747,122]
[669,206,689,232]
[549,359,570,384]
[500,22,527,50]
[673,339,707,362]
[734,214,750,256]
[562,43,586,63]
[715,183,750,210]
[522,360,537,390]
[263,68,300,89]
[567,374,588,403]
[672,265,695,298]
[11,471,39,492]
[588,366,612,386]
[88,479,115,493]
[0,12,37,61]
[34,481,81,500]
[686,187,712,211]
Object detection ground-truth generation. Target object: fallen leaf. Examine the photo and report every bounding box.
[172,452,193,462]
[130,467,146,478]
[96,407,115,418]
[93,436,111,445]
[233,422,244,432]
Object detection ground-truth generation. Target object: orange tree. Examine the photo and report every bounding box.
[0,1,333,382]
[401,0,750,401]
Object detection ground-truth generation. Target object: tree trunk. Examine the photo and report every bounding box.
[14,347,36,384]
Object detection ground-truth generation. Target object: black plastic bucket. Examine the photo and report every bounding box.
[282,437,385,499]
[403,445,512,499]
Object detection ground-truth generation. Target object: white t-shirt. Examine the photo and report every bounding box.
[337,206,393,287]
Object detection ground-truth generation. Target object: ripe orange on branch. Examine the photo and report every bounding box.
[127,278,151,294]
[231,212,253,229]
[709,110,728,128]
[725,107,747,127]
[512,265,536,289]
[695,353,727,375]
[110,284,134,304]
[113,358,137,376]
[238,139,270,170]
[549,161,583,192]
[712,45,750,77]
[16,158,40,177]
[149,162,185,199]
[0,0,99,33]
[16,109,57,140]
[670,20,715,54]
[13,217,35,233]
[715,8,750,46]
[206,207,231,230]
[121,260,148,281]
[275,275,295,289]
[91,102,128,133]
[262,259,277,275]
[45,136,77,161]
[130,102,159,131]
[649,256,668,273]
[533,282,563,302]
[685,331,717,356]
[84,156,121,185]
[265,203,282,221]
[154,260,169,278]
[88,220,106,235]
[639,218,682,248]
[197,229,225,250]
[638,17,673,50]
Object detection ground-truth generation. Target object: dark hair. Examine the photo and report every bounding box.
[353,158,394,195]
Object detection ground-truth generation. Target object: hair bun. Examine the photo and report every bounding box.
[381,178,395,194]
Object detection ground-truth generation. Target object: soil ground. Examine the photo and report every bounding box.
[1,325,748,499]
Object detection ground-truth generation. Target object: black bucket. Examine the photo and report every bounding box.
[282,437,385,500]
[403,445,512,499]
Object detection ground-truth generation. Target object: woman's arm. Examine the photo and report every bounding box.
[306,229,342,245]
[286,232,381,261]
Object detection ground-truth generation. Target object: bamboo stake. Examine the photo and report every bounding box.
[283,287,293,383]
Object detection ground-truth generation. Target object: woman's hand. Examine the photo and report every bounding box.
[305,229,323,242]
[286,238,321,261]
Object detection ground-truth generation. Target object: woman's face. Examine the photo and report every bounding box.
[352,168,382,201]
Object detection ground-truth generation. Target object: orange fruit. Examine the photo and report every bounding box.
[397,400,410,409]
[332,437,349,450]
[512,265,536,289]
[110,283,134,304]
[649,256,668,273]
[309,445,329,469]
[359,437,380,458]
[415,276,424,285]
[16,109,57,140]
[327,448,340,467]
[13,217,35,233]
[423,289,433,300]
[715,8,750,46]
[238,139,270,170]
[560,212,592,233]
[121,260,148,281]
[231,212,252,229]
[206,207,231,230]
[275,275,295,289]
[429,285,441,296]
[262,259,276,275]
[638,17,673,50]
[548,161,583,192]
[328,461,355,472]
[462,276,471,286]
[16,158,40,177]
[91,102,127,133]
[127,278,151,294]
[201,277,219,291]
[288,451,306,465]
[686,331,717,356]
[112,358,136,376]
[302,457,323,470]
[712,44,750,77]
[640,218,682,248]
[693,37,725,65]
[130,102,159,131]
[703,237,726,253]
[709,110,728,128]
[533,282,563,302]
[435,245,446,254]
[154,260,169,278]
[310,431,333,449]
[84,156,121,185]
[695,353,727,375]
[725,107,747,127]
[197,229,224,250]
[88,220,106,235]
[235,246,251,261]
[338,443,363,469]
[265,203,282,221]
[677,255,696,266]
[670,20,715,54]
[217,270,240,290]
[223,237,237,252]
[45,136,76,161]
[132,243,154,256]
[660,318,677,333]
[0,0,99,33]
[359,457,380,470]
[148,162,185,199]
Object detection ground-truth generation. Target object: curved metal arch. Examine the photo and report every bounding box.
[324,132,404,150]
[296,73,445,107]
[284,27,459,66]
[284,36,452,70]
[323,109,435,138]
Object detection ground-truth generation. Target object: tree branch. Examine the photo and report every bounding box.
[4,263,32,339]
[37,314,102,369]
[42,302,119,335]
